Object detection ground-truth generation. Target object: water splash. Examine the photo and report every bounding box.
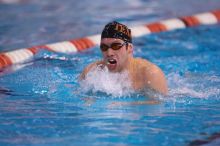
[164,72,220,103]
[79,66,134,97]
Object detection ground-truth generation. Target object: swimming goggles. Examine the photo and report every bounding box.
[100,42,127,52]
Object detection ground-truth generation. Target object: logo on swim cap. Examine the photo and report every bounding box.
[101,21,132,43]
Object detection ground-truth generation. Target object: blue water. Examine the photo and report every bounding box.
[1,0,220,146]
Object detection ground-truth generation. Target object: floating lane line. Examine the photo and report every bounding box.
[0,10,220,69]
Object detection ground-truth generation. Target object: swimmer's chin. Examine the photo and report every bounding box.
[105,63,118,72]
[107,67,117,73]
[104,59,119,72]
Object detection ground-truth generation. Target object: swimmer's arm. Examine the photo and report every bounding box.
[143,65,168,95]
[79,64,93,80]
[79,61,101,80]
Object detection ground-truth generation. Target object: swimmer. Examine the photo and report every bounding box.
[80,21,168,96]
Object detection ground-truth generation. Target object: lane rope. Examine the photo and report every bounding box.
[0,10,220,69]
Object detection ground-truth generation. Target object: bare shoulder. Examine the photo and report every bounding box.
[134,58,168,95]
[134,58,156,72]
[79,60,103,80]
[134,58,162,74]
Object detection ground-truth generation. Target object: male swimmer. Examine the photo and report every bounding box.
[80,21,168,97]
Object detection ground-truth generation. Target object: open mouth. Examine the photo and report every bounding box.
[106,58,117,71]
[107,58,117,65]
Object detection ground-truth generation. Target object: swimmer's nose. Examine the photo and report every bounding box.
[106,48,114,56]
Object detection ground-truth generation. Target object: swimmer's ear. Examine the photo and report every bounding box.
[127,43,133,54]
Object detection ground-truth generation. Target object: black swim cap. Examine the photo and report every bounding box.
[101,21,132,43]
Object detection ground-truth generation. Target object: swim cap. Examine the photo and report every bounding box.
[101,21,132,43]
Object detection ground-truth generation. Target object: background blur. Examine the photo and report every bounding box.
[0,0,220,52]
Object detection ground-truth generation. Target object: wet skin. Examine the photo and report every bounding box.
[80,38,168,95]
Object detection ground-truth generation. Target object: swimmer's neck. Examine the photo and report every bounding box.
[123,56,134,71]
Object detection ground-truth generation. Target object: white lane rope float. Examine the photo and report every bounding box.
[0,10,220,69]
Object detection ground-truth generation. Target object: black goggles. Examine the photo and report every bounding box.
[100,42,127,52]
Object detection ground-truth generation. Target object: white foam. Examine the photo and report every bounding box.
[165,72,220,101]
[79,66,134,97]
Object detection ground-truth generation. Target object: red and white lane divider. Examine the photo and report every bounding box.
[0,10,220,69]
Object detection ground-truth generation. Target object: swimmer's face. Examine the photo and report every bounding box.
[100,38,133,72]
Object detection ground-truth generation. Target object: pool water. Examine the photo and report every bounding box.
[1,0,220,146]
